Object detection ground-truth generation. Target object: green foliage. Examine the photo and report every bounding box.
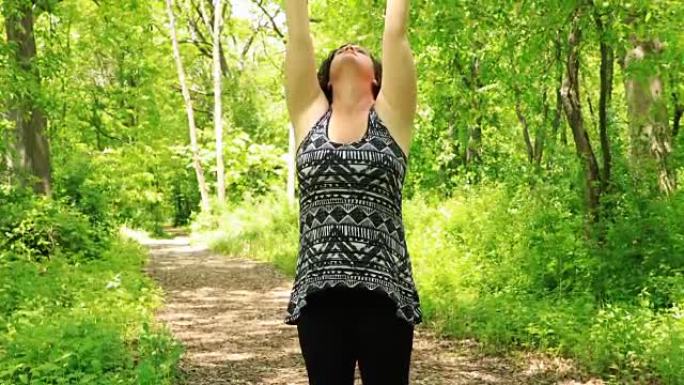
[595,190,684,306]
[192,188,300,274]
[208,131,287,205]
[91,144,177,236]
[135,320,184,385]
[0,186,111,264]
[52,150,117,235]
[0,238,184,385]
[410,186,684,382]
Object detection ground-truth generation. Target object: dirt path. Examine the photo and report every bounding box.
[131,230,603,385]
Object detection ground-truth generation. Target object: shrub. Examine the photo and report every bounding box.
[0,186,111,264]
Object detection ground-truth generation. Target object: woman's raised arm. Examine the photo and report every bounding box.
[284,0,323,131]
[377,0,416,135]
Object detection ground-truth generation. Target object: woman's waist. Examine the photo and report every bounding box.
[305,285,396,309]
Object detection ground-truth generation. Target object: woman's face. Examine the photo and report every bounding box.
[328,44,377,91]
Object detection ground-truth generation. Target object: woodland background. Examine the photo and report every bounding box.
[1,0,683,383]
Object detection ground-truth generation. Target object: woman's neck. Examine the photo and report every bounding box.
[330,71,375,113]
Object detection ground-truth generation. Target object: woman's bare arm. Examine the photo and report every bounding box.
[377,0,417,136]
[284,0,323,132]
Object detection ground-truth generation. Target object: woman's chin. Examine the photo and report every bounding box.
[337,55,360,64]
[336,58,367,71]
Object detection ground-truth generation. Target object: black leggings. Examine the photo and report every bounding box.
[296,286,414,385]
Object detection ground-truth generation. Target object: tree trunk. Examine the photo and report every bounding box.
[165,0,211,212]
[623,36,677,195]
[513,90,535,164]
[213,0,226,204]
[559,9,602,228]
[593,6,614,193]
[673,91,682,139]
[535,91,547,167]
[512,85,546,168]
[466,55,483,167]
[4,1,52,195]
[452,51,483,170]
[672,78,682,138]
[552,32,567,147]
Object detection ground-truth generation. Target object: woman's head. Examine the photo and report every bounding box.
[318,42,382,104]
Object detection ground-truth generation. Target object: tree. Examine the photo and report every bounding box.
[622,35,677,195]
[165,0,211,212]
[3,0,53,194]
[559,7,602,228]
[213,0,225,204]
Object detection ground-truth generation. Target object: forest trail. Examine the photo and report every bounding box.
[132,229,603,385]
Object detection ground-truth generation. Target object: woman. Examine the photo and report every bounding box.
[283,1,421,384]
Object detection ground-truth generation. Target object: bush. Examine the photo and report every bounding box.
[191,188,299,275]
[0,237,184,385]
[0,186,111,264]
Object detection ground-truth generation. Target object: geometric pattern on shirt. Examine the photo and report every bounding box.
[284,103,423,327]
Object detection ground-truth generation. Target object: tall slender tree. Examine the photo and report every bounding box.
[560,7,602,229]
[213,0,226,204]
[165,0,211,212]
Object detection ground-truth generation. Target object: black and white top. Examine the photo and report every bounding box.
[284,103,423,326]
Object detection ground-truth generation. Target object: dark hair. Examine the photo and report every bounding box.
[317,42,382,104]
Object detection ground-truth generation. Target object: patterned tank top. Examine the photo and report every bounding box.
[283,103,423,326]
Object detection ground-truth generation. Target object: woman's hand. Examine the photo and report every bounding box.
[384,0,410,36]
